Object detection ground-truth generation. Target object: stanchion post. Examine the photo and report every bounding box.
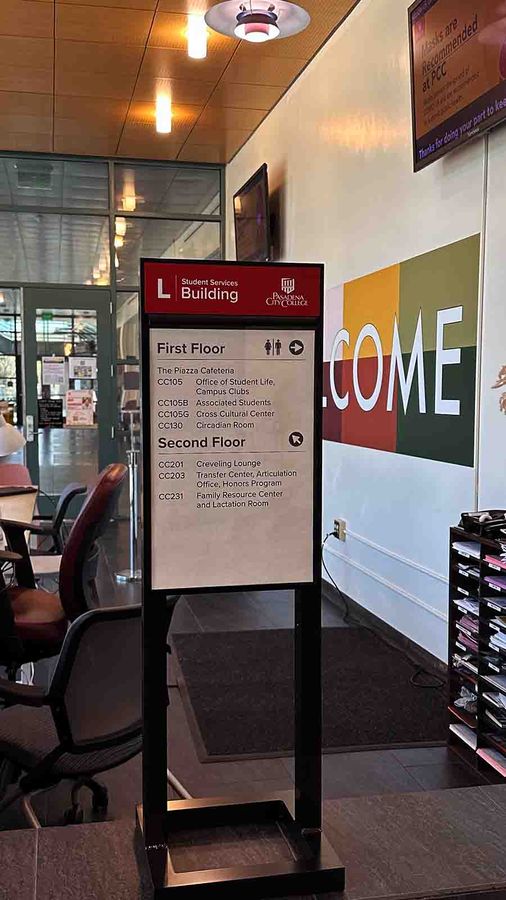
[116,410,141,584]
[295,580,322,835]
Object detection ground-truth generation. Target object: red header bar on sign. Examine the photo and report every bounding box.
[142,260,322,318]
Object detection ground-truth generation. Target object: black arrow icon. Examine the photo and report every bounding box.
[289,432,304,447]
[289,340,304,356]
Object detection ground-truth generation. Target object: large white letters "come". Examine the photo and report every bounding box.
[329,306,463,416]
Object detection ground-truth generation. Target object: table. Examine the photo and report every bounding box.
[0,486,38,549]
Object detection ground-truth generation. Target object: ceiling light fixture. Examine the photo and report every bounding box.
[156,91,172,134]
[115,217,127,237]
[205,1,309,44]
[122,172,137,212]
[114,234,124,249]
[187,14,208,58]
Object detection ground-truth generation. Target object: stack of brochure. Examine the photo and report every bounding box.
[485,574,506,591]
[490,630,506,653]
[452,540,481,559]
[453,597,479,615]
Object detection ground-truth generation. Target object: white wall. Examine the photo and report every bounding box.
[225,0,505,660]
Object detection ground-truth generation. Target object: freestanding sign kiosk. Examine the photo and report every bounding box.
[139,258,345,898]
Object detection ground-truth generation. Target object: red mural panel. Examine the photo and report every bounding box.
[339,357,397,453]
[323,361,342,443]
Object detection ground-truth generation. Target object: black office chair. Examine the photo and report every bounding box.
[0,604,141,827]
[31,481,87,554]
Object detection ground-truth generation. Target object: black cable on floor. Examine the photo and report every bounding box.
[321,534,445,690]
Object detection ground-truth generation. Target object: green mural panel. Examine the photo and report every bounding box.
[398,234,480,354]
[396,347,476,467]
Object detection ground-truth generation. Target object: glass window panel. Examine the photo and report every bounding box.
[114,163,220,217]
[0,288,20,315]
[0,288,21,424]
[0,212,110,284]
[115,218,220,287]
[117,291,139,360]
[0,157,109,210]
[36,308,99,496]
[116,361,140,516]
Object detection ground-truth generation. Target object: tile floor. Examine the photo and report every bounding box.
[0,521,487,833]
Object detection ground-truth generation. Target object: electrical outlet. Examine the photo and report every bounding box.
[333,518,347,541]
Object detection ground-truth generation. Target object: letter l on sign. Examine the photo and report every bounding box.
[157,278,171,300]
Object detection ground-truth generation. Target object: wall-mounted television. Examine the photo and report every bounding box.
[409,0,506,171]
[233,163,271,262]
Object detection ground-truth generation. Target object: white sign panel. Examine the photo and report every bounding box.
[66,389,95,427]
[150,328,315,590]
[69,356,97,379]
[42,356,65,386]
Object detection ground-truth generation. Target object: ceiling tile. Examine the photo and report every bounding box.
[183,125,250,149]
[206,82,285,110]
[0,92,53,117]
[56,40,143,98]
[56,69,139,100]
[148,11,190,51]
[0,133,53,153]
[54,118,125,140]
[0,35,53,70]
[0,114,52,136]
[124,101,201,140]
[149,10,234,55]
[0,36,53,93]
[133,75,214,106]
[58,0,157,8]
[55,95,129,127]
[56,40,144,75]
[0,1,54,39]
[158,1,210,12]
[117,136,183,160]
[222,54,306,86]
[177,143,225,163]
[0,67,53,95]
[56,4,153,44]
[141,46,233,84]
[198,106,265,130]
[54,134,121,156]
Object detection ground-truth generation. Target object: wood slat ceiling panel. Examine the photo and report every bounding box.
[59,0,157,8]
[55,4,154,44]
[206,82,285,110]
[0,0,360,162]
[149,11,234,54]
[0,1,54,38]
[0,36,54,94]
[133,75,215,105]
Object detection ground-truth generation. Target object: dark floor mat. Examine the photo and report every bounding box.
[173,628,447,761]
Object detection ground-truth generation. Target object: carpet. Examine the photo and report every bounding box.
[172,628,447,761]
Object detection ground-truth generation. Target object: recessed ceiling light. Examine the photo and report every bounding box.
[205,1,310,44]
[156,91,172,134]
[115,217,127,237]
[187,14,208,58]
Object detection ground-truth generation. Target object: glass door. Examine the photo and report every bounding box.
[22,287,115,510]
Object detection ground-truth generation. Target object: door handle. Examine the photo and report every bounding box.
[25,415,35,442]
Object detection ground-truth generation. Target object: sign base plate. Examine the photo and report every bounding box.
[137,795,345,898]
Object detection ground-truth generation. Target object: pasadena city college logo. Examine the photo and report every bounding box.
[281,277,295,294]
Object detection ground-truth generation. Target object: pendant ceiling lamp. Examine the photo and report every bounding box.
[205,1,310,44]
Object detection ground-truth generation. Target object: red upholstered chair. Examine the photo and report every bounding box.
[0,464,32,486]
[0,463,127,679]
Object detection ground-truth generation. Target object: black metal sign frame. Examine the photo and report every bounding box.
[139,258,345,898]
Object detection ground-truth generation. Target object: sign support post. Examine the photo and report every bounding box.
[138,258,345,898]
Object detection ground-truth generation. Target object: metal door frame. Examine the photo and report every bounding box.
[22,285,115,506]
